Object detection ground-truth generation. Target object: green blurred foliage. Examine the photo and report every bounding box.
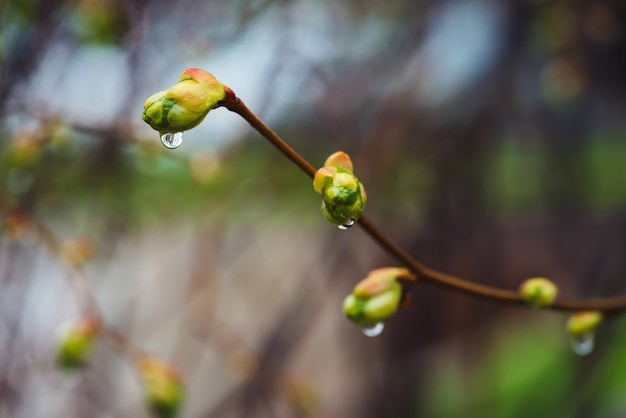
[422,316,626,418]
[3,130,626,232]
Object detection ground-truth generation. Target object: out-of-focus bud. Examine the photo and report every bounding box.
[280,376,319,415]
[224,348,258,384]
[540,57,587,105]
[2,212,30,240]
[566,311,603,356]
[188,151,222,185]
[567,311,603,337]
[313,151,366,230]
[9,129,42,166]
[142,68,227,135]
[138,356,185,418]
[342,268,414,333]
[60,236,97,265]
[56,317,101,370]
[519,277,558,308]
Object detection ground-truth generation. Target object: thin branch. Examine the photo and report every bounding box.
[0,193,144,362]
[223,91,626,314]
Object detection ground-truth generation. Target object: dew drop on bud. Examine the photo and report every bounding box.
[160,132,184,149]
[570,333,595,356]
[361,322,384,337]
[337,218,356,230]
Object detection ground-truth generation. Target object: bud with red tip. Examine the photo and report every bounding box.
[142,68,227,135]
[566,311,603,356]
[313,151,367,229]
[56,317,101,370]
[567,311,603,337]
[60,236,97,266]
[138,356,185,418]
[342,267,414,330]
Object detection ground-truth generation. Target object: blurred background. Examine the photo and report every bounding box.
[2,0,626,417]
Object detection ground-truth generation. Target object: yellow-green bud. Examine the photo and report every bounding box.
[9,129,42,166]
[56,318,100,370]
[142,68,227,135]
[342,268,413,328]
[567,311,603,356]
[567,311,603,337]
[519,277,558,308]
[138,357,185,418]
[313,151,366,229]
[60,236,97,266]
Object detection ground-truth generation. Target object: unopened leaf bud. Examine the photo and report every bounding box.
[567,311,603,356]
[142,68,227,135]
[138,356,185,418]
[56,317,100,370]
[9,129,42,166]
[313,151,366,229]
[342,268,413,328]
[2,212,30,240]
[567,311,603,337]
[519,277,558,308]
[60,236,97,265]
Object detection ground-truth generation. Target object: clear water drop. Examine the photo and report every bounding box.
[361,322,385,337]
[160,132,184,149]
[337,218,356,230]
[570,333,595,356]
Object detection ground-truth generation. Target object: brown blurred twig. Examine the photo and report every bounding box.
[0,191,145,362]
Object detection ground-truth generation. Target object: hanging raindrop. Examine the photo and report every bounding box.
[337,218,356,230]
[570,333,595,356]
[361,322,385,337]
[160,132,184,149]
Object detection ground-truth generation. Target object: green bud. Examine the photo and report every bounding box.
[9,130,42,166]
[56,318,100,370]
[342,267,412,328]
[313,151,366,229]
[567,311,603,337]
[519,277,558,308]
[142,68,227,135]
[138,357,185,418]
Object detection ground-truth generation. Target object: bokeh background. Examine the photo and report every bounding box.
[2,0,626,417]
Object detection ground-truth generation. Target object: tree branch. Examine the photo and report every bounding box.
[223,91,626,315]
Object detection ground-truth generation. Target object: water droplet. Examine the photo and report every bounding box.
[337,218,356,230]
[160,132,184,149]
[570,333,595,356]
[361,322,385,337]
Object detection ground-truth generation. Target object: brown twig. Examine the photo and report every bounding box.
[0,194,144,362]
[223,90,626,314]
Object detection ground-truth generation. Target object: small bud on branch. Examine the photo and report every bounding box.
[313,152,366,229]
[519,277,558,308]
[142,69,227,135]
[138,356,185,418]
[56,317,101,370]
[567,311,603,337]
[343,268,414,332]
[566,311,603,356]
